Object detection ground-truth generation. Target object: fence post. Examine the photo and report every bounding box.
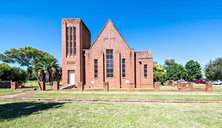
[188,82,193,90]
[78,82,84,91]
[11,82,18,90]
[180,83,186,92]
[129,83,134,91]
[103,82,109,92]
[177,81,181,90]
[205,82,213,93]
[154,82,160,92]
[165,81,169,86]
[53,81,59,91]
[172,81,175,87]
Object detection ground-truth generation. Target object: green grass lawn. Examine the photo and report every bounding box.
[192,86,222,92]
[28,93,222,101]
[24,81,54,90]
[213,86,222,92]
[0,89,31,96]
[160,86,178,90]
[0,100,222,127]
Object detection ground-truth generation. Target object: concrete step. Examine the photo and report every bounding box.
[59,84,75,89]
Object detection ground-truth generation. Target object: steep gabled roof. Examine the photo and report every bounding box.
[89,19,130,50]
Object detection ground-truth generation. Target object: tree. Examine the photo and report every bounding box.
[0,47,52,81]
[32,55,62,85]
[0,63,28,84]
[27,66,37,80]
[164,59,175,71]
[204,58,222,80]
[166,63,188,80]
[0,64,12,80]
[0,46,50,68]
[153,63,166,84]
[185,60,202,80]
[205,62,213,80]
[11,67,28,84]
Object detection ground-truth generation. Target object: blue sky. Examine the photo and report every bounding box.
[0,0,222,72]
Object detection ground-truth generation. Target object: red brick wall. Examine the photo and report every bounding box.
[62,19,153,88]
[135,52,153,88]
[85,20,134,88]
[81,21,91,84]
[62,19,90,86]
[84,20,153,88]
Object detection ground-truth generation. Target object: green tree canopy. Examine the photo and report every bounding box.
[205,58,222,80]
[153,63,166,83]
[165,59,175,66]
[0,46,50,68]
[11,67,28,84]
[166,63,188,80]
[0,63,28,83]
[205,62,213,80]
[27,66,36,80]
[0,64,12,80]
[185,60,202,80]
[32,55,62,84]
[164,59,175,71]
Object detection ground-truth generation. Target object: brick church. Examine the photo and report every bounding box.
[62,19,153,88]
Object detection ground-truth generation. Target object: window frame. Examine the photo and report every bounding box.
[122,58,126,78]
[106,49,113,78]
[144,64,148,78]
[66,27,69,56]
[94,59,98,78]
[70,27,73,55]
[74,27,76,56]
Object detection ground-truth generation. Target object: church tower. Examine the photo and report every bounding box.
[62,19,91,86]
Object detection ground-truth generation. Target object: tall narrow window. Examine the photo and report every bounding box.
[66,27,69,56]
[74,27,76,55]
[70,27,73,55]
[106,50,113,77]
[94,59,98,78]
[144,64,147,78]
[122,59,125,78]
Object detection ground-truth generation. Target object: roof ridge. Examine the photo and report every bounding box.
[89,19,130,50]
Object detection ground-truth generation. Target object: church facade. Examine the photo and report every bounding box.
[62,19,153,88]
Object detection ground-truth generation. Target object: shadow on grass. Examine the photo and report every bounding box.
[0,101,65,121]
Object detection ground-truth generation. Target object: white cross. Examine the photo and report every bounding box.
[104,34,115,47]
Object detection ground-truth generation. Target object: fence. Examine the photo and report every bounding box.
[0,80,11,88]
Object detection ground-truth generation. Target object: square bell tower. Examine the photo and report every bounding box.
[62,18,91,86]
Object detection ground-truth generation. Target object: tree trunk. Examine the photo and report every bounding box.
[36,76,42,90]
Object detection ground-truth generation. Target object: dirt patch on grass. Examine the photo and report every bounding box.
[20,98,222,104]
[0,92,41,100]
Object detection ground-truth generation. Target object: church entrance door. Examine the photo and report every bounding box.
[69,71,75,85]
